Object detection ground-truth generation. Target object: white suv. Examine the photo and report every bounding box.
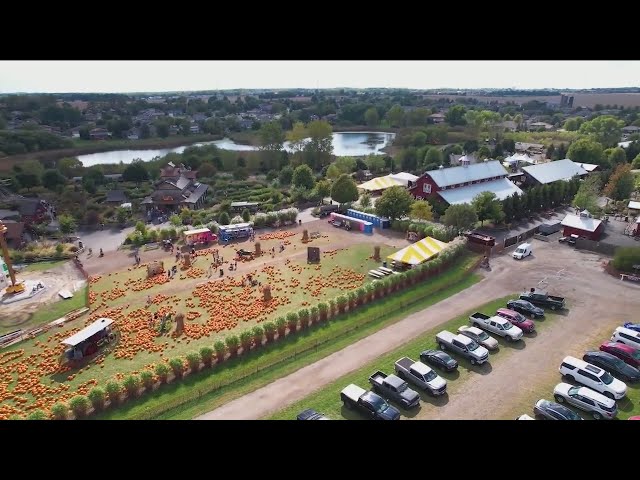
[611,326,640,350]
[559,356,627,399]
[553,383,617,420]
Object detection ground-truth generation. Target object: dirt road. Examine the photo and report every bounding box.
[197,241,640,420]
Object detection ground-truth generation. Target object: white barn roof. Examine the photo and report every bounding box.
[628,201,640,210]
[572,162,599,172]
[389,172,419,183]
[561,213,602,233]
[522,159,587,184]
[425,160,508,188]
[438,178,523,205]
[61,318,114,347]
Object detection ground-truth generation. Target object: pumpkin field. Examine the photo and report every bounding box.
[0,236,396,419]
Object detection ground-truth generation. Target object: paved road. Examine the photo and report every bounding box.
[197,241,639,420]
[76,226,135,252]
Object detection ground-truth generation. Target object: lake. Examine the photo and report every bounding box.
[76,131,395,167]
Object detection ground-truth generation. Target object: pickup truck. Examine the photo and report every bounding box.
[394,358,447,396]
[435,330,489,365]
[369,370,421,408]
[469,312,523,342]
[519,289,565,310]
[340,384,401,420]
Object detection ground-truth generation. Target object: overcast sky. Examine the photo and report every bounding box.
[1,61,639,93]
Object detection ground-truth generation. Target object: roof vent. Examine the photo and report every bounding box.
[438,165,444,170]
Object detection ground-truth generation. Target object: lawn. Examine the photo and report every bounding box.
[0,286,87,336]
[20,260,68,273]
[0,236,411,419]
[94,253,480,419]
[268,296,562,420]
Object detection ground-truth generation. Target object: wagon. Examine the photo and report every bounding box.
[58,317,119,367]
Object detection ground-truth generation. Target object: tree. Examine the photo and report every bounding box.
[286,121,308,160]
[572,175,601,211]
[385,104,405,127]
[477,145,492,159]
[424,148,442,166]
[375,186,413,220]
[314,179,331,199]
[604,164,635,201]
[155,122,169,138]
[303,120,333,169]
[359,192,372,209]
[292,164,315,190]
[218,211,230,225]
[564,117,582,131]
[325,163,341,180]
[233,167,248,180]
[608,147,628,167]
[333,156,355,175]
[57,157,83,178]
[241,209,251,222]
[58,214,77,235]
[258,121,285,170]
[442,203,478,231]
[364,107,380,127]
[567,138,606,166]
[399,147,418,171]
[410,200,434,221]
[502,196,515,223]
[122,161,149,183]
[633,153,640,169]
[445,105,467,126]
[331,174,359,205]
[115,207,130,225]
[278,165,294,185]
[42,169,66,190]
[579,115,624,147]
[472,191,505,225]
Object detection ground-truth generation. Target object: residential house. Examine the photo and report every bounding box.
[69,126,82,138]
[189,125,201,134]
[104,190,129,205]
[409,160,522,206]
[192,113,208,122]
[89,128,111,140]
[14,198,48,224]
[168,125,180,136]
[515,142,545,155]
[428,113,446,124]
[560,210,604,241]
[528,122,554,132]
[502,120,518,132]
[238,118,254,130]
[521,159,588,187]
[0,209,20,221]
[127,128,140,140]
[622,126,640,134]
[141,164,209,212]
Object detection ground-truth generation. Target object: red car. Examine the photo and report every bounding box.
[600,341,640,368]
[629,416,640,420]
[495,308,535,333]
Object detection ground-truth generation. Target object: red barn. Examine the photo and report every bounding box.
[409,160,522,205]
[560,211,604,241]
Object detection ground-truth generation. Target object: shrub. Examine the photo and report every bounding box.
[186,351,202,371]
[105,380,122,404]
[263,321,276,337]
[169,357,185,378]
[275,316,287,335]
[230,215,244,224]
[286,311,299,329]
[140,370,155,390]
[612,247,640,272]
[253,212,267,228]
[298,308,310,324]
[50,402,69,420]
[123,375,141,398]
[310,305,319,322]
[265,212,278,226]
[27,409,48,420]
[200,346,214,367]
[88,387,106,411]
[336,295,348,312]
[239,330,253,350]
[328,298,336,316]
[55,243,64,254]
[252,325,264,346]
[317,302,329,320]
[214,340,226,361]
[155,363,170,383]
[225,335,240,355]
[69,395,90,418]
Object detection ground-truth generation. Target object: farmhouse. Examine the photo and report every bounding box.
[560,210,604,241]
[521,159,588,187]
[409,160,523,206]
[141,164,209,212]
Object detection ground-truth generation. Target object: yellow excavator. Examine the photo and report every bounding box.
[0,220,25,294]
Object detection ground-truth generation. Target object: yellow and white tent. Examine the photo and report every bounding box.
[358,175,404,192]
[387,236,448,265]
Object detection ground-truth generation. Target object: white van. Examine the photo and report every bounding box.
[513,243,532,260]
[611,326,640,350]
[559,356,627,400]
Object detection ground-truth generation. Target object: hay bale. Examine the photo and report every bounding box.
[183,254,191,268]
[263,284,272,302]
[301,229,309,243]
[373,246,381,261]
[255,242,261,256]
[175,313,185,336]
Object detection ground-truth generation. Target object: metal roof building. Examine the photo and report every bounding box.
[522,159,588,185]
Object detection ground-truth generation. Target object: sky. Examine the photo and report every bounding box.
[0,61,639,93]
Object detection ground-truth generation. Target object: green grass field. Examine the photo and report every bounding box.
[94,254,480,419]
[20,260,68,273]
[268,296,563,420]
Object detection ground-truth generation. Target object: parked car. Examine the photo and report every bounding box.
[394,357,447,396]
[611,326,640,350]
[506,299,545,319]
[457,325,499,350]
[340,384,401,420]
[582,351,640,383]
[553,383,617,420]
[495,308,535,333]
[368,370,421,408]
[435,330,489,365]
[600,341,640,368]
[519,288,565,310]
[623,322,640,333]
[419,349,458,372]
[296,409,331,420]
[512,242,532,260]
[516,414,535,420]
[533,399,583,420]
[559,356,627,400]
[468,312,523,342]
[629,416,640,420]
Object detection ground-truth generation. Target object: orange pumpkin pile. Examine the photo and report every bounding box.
[258,231,297,241]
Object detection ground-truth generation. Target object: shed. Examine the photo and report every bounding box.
[560,212,604,241]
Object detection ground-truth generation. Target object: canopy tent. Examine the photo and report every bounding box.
[61,318,114,347]
[358,175,404,192]
[387,236,448,265]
